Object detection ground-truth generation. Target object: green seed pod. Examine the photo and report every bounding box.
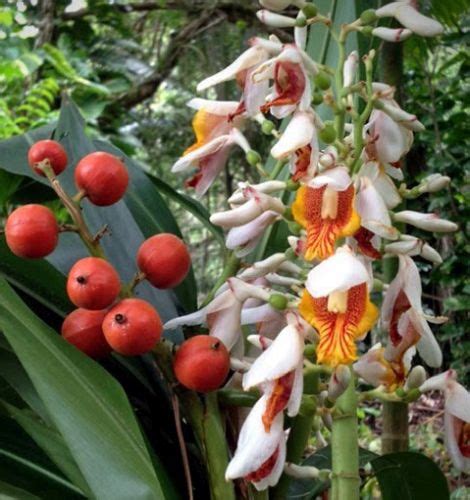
[261,120,275,135]
[246,150,261,166]
[312,91,323,105]
[302,3,318,18]
[295,17,307,28]
[269,293,288,311]
[319,122,336,144]
[314,71,331,90]
[360,9,378,25]
[361,26,374,37]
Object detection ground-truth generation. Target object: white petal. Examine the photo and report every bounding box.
[394,211,458,233]
[226,211,280,250]
[287,364,304,417]
[197,47,268,91]
[394,4,444,37]
[211,199,264,228]
[257,10,296,28]
[309,166,352,191]
[252,432,286,490]
[306,246,369,297]
[225,396,284,480]
[243,325,304,390]
[187,98,240,115]
[171,135,229,173]
[446,381,470,423]
[408,308,442,368]
[270,111,314,158]
[444,413,470,473]
[419,370,457,393]
[241,304,281,325]
[372,27,413,42]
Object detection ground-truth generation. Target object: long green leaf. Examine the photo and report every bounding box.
[0,479,41,499]
[0,277,167,499]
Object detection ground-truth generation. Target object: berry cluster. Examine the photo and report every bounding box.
[4,139,191,360]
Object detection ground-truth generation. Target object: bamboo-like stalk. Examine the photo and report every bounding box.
[331,372,360,500]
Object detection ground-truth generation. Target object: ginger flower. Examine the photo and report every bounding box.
[171,99,250,196]
[292,167,361,260]
[299,246,378,366]
[254,44,314,118]
[243,320,305,431]
[225,395,287,490]
[197,40,274,118]
[270,110,319,181]
[420,370,470,473]
[381,255,443,369]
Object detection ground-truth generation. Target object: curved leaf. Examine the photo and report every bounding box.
[0,277,168,499]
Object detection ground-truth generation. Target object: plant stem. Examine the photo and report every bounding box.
[269,159,287,180]
[381,402,409,453]
[201,252,240,307]
[331,371,359,500]
[41,165,105,258]
[334,28,346,138]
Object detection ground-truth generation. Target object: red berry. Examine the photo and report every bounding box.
[75,152,129,206]
[137,233,191,289]
[61,308,111,358]
[28,140,68,176]
[173,335,230,392]
[102,298,162,356]
[5,204,59,259]
[67,257,121,310]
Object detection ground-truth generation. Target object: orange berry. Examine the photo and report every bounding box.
[102,298,162,356]
[173,335,230,392]
[67,257,120,310]
[28,140,67,176]
[137,233,191,289]
[75,152,129,206]
[61,308,111,358]
[5,204,59,258]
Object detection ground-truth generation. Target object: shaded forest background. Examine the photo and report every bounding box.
[0,0,468,387]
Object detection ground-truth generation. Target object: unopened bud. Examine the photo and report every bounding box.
[302,3,318,18]
[261,120,275,135]
[319,121,336,144]
[269,293,288,310]
[360,9,378,24]
[314,71,331,90]
[295,16,307,27]
[327,365,351,401]
[312,91,323,105]
[419,174,451,194]
[421,243,442,265]
[405,366,427,390]
[257,10,297,28]
[246,150,261,166]
[361,26,374,36]
[394,210,458,233]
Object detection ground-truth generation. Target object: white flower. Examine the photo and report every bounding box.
[375,1,444,37]
[257,10,296,27]
[225,395,287,490]
[359,161,402,209]
[420,370,470,473]
[381,256,442,367]
[385,235,442,265]
[343,51,359,87]
[393,211,458,233]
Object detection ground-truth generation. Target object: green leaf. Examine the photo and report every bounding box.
[0,415,84,499]
[0,480,41,499]
[371,452,449,500]
[1,402,91,497]
[0,277,168,499]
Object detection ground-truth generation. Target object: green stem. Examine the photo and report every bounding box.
[331,372,359,500]
[269,159,287,180]
[381,402,409,453]
[334,29,346,138]
[201,252,240,307]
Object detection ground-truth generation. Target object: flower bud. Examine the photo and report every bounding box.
[302,3,318,18]
[327,365,351,401]
[360,9,378,25]
[314,71,331,90]
[361,26,374,36]
[372,27,413,42]
[269,293,288,310]
[319,121,336,144]
[246,149,261,166]
[418,174,451,194]
[295,16,307,27]
[421,243,442,265]
[393,210,458,233]
[261,119,276,135]
[312,91,323,105]
[405,366,427,390]
[257,10,297,28]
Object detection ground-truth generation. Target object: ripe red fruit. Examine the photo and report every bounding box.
[5,204,59,259]
[66,257,121,310]
[61,308,111,358]
[173,335,230,392]
[137,233,191,289]
[28,140,68,176]
[102,298,162,356]
[75,152,129,206]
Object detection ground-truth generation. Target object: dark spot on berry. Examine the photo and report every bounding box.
[115,313,126,324]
